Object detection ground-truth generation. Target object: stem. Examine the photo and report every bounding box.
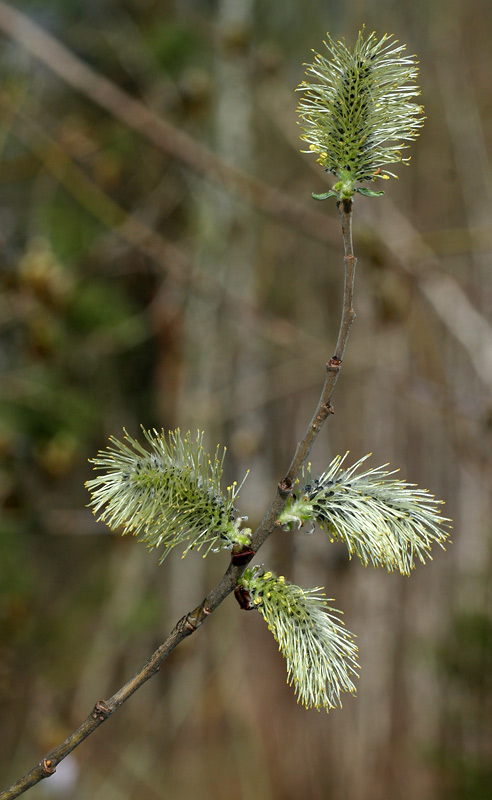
[0,205,358,800]
[249,200,357,552]
[335,199,357,360]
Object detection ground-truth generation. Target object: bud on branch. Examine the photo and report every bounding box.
[297,29,425,201]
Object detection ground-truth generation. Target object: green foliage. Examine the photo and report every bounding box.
[441,759,492,800]
[432,609,492,799]
[68,279,139,333]
[239,566,358,710]
[40,188,106,263]
[143,19,206,75]
[279,454,451,575]
[438,611,492,690]
[297,29,424,200]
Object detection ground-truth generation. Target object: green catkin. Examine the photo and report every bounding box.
[86,428,250,560]
[239,567,359,711]
[278,454,452,575]
[297,30,425,199]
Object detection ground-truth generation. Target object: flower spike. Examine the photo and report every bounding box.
[86,428,250,560]
[297,29,425,200]
[239,567,359,710]
[279,454,451,575]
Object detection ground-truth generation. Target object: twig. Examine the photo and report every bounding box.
[0,198,357,800]
[235,203,357,559]
[283,199,356,489]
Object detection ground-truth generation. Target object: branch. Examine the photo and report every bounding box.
[0,197,358,800]
[1,25,434,792]
[0,9,363,791]
[284,200,356,487]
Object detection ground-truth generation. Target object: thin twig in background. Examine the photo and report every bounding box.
[3,101,326,355]
[0,0,339,245]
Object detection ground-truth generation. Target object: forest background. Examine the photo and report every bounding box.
[1,1,492,799]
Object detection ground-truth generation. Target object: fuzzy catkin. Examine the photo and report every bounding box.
[297,30,425,198]
[239,567,359,710]
[279,454,451,575]
[86,428,249,560]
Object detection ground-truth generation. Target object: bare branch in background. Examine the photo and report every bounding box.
[0,0,338,244]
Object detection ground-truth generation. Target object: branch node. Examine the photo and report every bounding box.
[324,402,335,415]
[278,478,293,497]
[183,616,197,632]
[182,605,204,633]
[328,355,342,369]
[41,759,56,776]
[92,699,111,721]
[338,197,353,215]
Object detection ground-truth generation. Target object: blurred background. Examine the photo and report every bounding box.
[1,1,491,798]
